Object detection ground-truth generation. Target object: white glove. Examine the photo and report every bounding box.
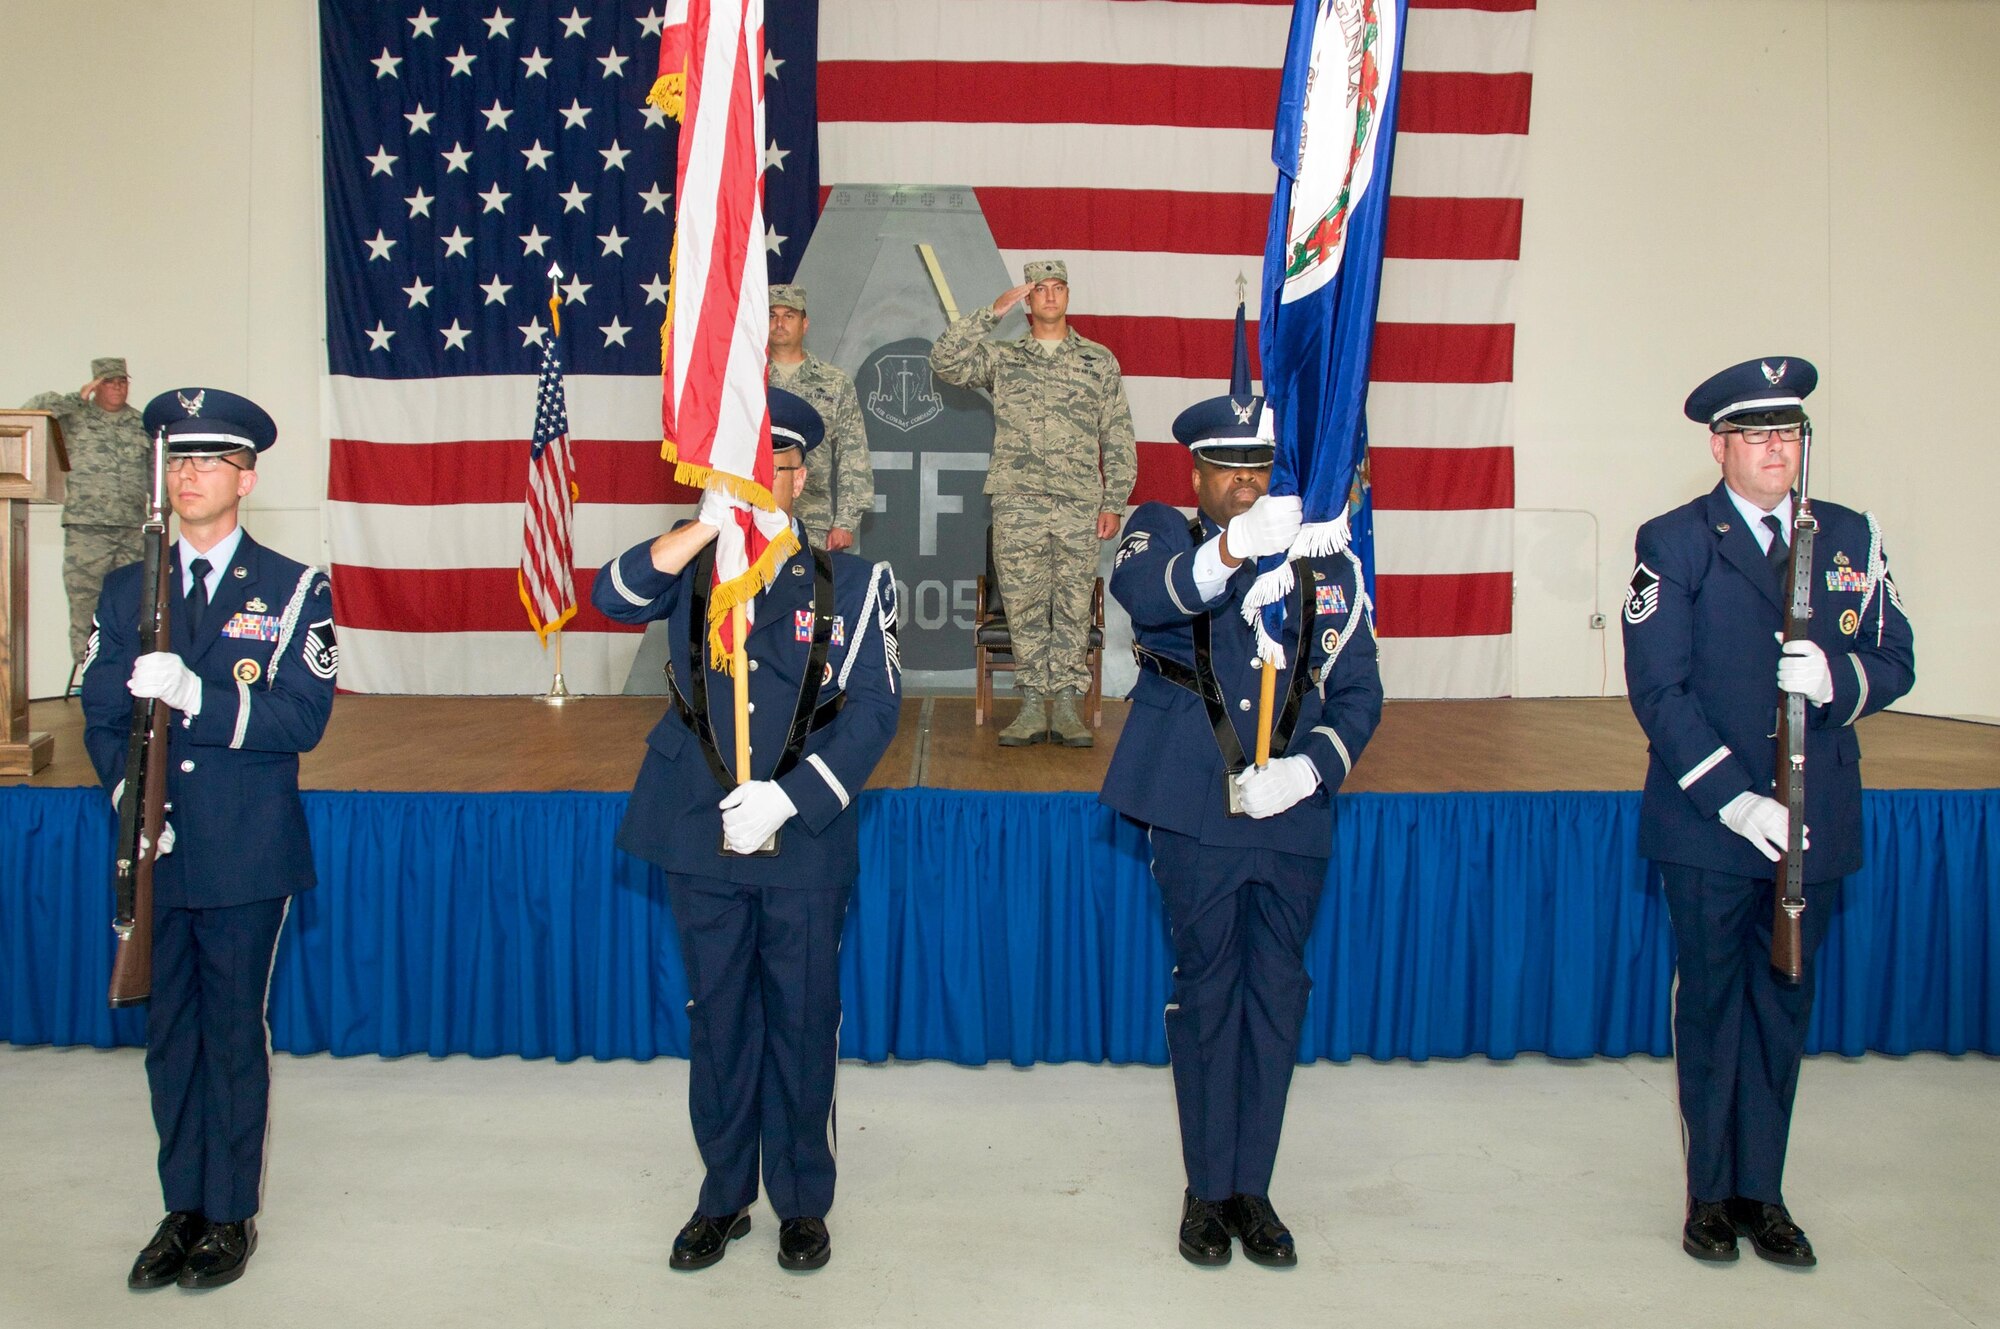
[1777,639,1835,706]
[719,780,798,853]
[1718,791,1810,863]
[1233,754,1321,819]
[141,822,176,859]
[129,652,203,717]
[696,487,739,532]
[1224,494,1303,562]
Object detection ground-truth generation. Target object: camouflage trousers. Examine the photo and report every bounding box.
[65,523,144,666]
[991,494,1098,695]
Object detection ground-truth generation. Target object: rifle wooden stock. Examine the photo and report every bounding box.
[1770,485,1817,984]
[109,437,172,1007]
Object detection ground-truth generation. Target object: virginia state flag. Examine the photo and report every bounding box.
[1248,0,1406,660]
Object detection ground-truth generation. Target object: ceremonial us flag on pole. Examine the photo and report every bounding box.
[519,284,579,640]
[1248,0,1407,663]
[653,0,794,666]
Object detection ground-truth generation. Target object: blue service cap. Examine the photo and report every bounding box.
[141,387,278,455]
[1171,394,1276,467]
[1169,297,1275,467]
[769,386,824,455]
[1684,356,1818,428]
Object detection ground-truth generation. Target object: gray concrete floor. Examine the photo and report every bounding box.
[1,1047,1994,1327]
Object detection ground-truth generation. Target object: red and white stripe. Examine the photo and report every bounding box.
[663,0,771,489]
[327,375,694,693]
[818,0,1529,697]
[665,0,790,654]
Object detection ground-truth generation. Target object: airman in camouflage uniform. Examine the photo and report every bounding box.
[930,259,1137,747]
[767,284,874,552]
[21,357,150,671]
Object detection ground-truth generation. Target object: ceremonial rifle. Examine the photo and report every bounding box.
[108,429,173,1006]
[1770,422,1816,982]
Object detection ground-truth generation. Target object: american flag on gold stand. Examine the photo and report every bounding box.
[518,277,579,642]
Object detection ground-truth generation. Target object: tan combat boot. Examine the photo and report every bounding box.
[997,688,1048,746]
[1049,690,1093,748]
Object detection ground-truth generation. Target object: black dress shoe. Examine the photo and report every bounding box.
[176,1219,256,1289]
[1223,1194,1297,1268]
[778,1217,831,1271]
[1682,1198,1740,1262]
[1727,1198,1816,1267]
[1178,1190,1232,1267]
[128,1211,208,1289]
[670,1210,751,1270]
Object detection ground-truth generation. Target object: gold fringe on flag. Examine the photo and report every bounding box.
[658,227,678,378]
[517,570,579,645]
[700,524,801,672]
[648,71,687,121]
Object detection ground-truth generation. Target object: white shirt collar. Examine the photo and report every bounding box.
[1722,485,1793,552]
[179,526,245,596]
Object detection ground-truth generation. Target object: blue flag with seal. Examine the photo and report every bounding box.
[1247,0,1406,664]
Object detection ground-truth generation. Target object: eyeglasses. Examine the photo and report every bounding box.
[1718,425,1803,445]
[165,455,247,473]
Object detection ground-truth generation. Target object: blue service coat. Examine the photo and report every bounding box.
[82,533,337,908]
[592,529,901,888]
[1101,502,1384,856]
[1623,483,1915,881]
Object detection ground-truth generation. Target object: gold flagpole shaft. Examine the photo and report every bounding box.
[731,602,751,782]
[1254,658,1278,766]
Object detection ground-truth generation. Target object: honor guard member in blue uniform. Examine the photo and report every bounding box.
[1101,376,1383,1267]
[1624,357,1914,1268]
[81,388,338,1290]
[593,388,901,1273]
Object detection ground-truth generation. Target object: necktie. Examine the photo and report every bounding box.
[187,557,212,635]
[1762,515,1792,590]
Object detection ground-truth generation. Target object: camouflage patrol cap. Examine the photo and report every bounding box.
[769,284,807,313]
[91,357,129,381]
[1023,259,1068,285]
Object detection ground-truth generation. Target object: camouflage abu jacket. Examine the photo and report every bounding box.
[929,307,1137,512]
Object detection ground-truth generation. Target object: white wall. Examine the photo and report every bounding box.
[4,0,1995,717]
[1514,0,2000,720]
[2,0,325,699]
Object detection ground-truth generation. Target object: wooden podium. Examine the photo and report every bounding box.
[0,410,68,775]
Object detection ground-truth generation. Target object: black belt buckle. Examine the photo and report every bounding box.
[720,828,782,857]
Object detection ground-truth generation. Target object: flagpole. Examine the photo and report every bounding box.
[543,261,572,706]
[731,603,751,781]
[1242,269,1273,764]
[1254,660,1278,766]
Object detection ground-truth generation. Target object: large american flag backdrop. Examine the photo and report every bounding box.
[322,0,1529,696]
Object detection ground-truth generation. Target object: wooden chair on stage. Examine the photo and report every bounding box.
[972,525,1103,729]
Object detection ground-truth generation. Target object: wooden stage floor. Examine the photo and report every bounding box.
[14,695,1997,795]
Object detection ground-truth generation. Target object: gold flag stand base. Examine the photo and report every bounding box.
[542,628,572,704]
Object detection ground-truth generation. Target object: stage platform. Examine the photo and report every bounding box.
[18,695,2000,794]
[5,698,1996,1069]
